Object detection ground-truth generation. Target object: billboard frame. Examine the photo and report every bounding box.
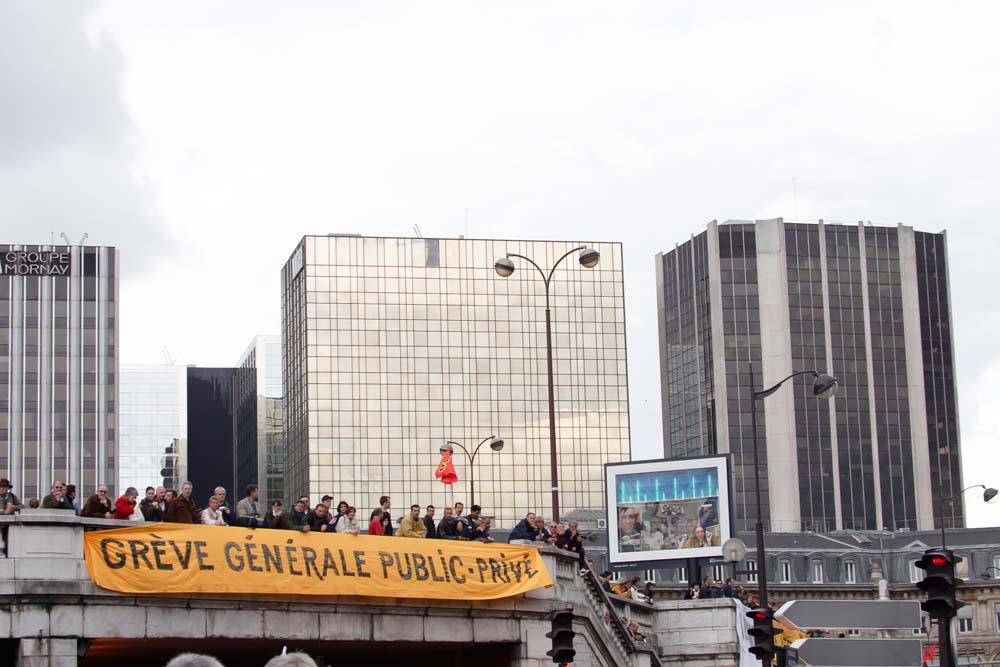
[604,454,734,571]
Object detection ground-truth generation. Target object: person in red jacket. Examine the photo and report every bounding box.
[113,487,139,520]
[369,507,385,535]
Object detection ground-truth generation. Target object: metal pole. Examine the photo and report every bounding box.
[940,498,947,551]
[546,302,560,522]
[939,617,954,667]
[749,361,770,666]
[469,454,476,508]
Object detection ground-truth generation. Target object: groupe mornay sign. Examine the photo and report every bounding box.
[1,250,72,276]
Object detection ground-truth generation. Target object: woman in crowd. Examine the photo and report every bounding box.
[113,487,138,520]
[335,506,361,535]
[368,507,385,536]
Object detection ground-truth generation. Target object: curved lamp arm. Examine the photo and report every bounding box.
[445,440,473,466]
[941,484,989,503]
[506,246,588,290]
[470,435,497,459]
[754,370,819,399]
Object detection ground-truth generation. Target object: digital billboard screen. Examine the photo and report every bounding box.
[605,455,732,567]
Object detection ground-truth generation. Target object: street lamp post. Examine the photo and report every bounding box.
[494,245,600,522]
[748,361,838,665]
[440,435,504,507]
[938,484,998,550]
[933,484,996,667]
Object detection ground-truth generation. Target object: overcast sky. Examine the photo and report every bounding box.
[3,1,998,527]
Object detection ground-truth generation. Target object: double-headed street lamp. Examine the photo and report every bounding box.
[440,435,504,507]
[494,245,600,521]
[748,362,838,663]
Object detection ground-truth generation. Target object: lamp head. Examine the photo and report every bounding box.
[812,373,839,399]
[439,443,453,455]
[494,256,515,277]
[578,247,600,269]
[489,436,505,452]
[984,487,998,504]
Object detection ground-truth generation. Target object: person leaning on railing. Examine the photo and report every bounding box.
[0,479,22,514]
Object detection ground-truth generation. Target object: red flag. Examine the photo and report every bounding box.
[435,453,458,484]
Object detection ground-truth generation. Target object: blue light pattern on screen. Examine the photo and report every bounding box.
[616,467,718,504]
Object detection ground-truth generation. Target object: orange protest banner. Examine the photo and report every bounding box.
[84,523,553,601]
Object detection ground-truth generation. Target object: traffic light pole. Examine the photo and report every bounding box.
[750,364,770,667]
[938,617,954,667]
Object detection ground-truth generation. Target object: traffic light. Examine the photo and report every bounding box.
[916,548,965,620]
[546,609,575,665]
[746,607,781,663]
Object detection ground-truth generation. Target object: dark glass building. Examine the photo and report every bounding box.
[186,367,236,506]
[0,244,118,499]
[656,220,961,533]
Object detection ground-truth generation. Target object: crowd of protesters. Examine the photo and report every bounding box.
[683,575,748,601]
[1,478,595,566]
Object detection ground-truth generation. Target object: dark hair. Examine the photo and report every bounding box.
[166,489,177,497]
[337,500,349,512]
[271,500,282,507]
[66,484,76,495]
[470,504,481,513]
[245,484,258,497]
[314,503,326,511]
[454,501,464,508]
[145,486,155,493]
[630,576,641,584]
[411,504,420,511]
[379,495,390,505]
[322,495,334,502]
[426,505,435,510]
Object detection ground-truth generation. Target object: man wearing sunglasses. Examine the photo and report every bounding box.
[42,481,74,511]
[81,485,114,519]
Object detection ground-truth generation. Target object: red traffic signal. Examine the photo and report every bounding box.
[746,607,781,662]
[916,548,965,620]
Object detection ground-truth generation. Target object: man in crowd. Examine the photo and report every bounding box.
[265,500,292,530]
[66,484,80,515]
[140,486,165,521]
[201,496,227,526]
[398,504,427,538]
[454,502,472,534]
[508,511,536,544]
[290,499,311,531]
[0,479,22,514]
[307,503,330,532]
[42,480,73,510]
[167,482,199,523]
[236,485,265,528]
[436,506,457,538]
[533,516,556,545]
[422,505,437,538]
[371,495,393,536]
[81,484,113,518]
[559,520,588,574]
[213,487,234,525]
[466,504,482,531]
[597,572,614,593]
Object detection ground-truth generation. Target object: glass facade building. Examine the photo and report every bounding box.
[118,364,187,494]
[656,220,960,533]
[281,236,630,525]
[235,335,284,506]
[0,244,118,499]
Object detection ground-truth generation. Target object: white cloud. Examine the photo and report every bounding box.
[4,1,998,526]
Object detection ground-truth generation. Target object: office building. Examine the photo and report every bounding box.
[281,235,629,525]
[187,367,236,505]
[118,364,187,493]
[235,335,284,505]
[656,220,961,533]
[0,244,118,499]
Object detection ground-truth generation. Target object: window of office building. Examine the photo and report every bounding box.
[844,561,856,584]
[746,559,757,584]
